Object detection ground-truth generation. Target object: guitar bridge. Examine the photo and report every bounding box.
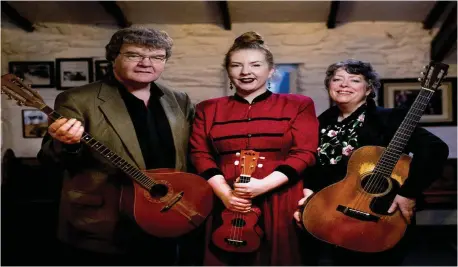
[224,238,247,247]
[336,205,379,222]
[160,191,184,212]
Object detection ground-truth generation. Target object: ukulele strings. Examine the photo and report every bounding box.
[352,90,434,222]
[230,153,247,245]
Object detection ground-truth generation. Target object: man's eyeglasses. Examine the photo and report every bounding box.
[120,52,167,63]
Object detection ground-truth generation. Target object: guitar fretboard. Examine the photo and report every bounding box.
[372,88,436,177]
[41,105,156,190]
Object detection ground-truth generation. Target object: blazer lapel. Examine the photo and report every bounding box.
[158,87,186,171]
[97,82,146,169]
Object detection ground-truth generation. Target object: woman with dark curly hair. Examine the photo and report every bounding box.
[294,59,449,265]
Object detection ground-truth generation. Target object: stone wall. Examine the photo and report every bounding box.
[1,21,456,157]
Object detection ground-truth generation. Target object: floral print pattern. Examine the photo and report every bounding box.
[317,110,366,166]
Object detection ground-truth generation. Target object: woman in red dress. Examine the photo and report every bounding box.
[189,31,319,265]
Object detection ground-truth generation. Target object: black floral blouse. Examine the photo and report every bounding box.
[317,105,367,166]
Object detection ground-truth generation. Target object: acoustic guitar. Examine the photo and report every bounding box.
[212,150,264,253]
[1,73,214,238]
[302,61,449,253]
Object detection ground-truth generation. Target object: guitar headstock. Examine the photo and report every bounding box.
[1,73,46,109]
[419,61,449,91]
[234,150,265,177]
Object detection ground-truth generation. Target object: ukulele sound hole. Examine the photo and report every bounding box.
[231,218,246,227]
[361,175,391,194]
[149,184,169,198]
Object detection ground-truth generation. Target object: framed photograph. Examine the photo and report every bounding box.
[56,58,93,90]
[22,109,48,138]
[95,60,111,81]
[378,78,457,126]
[8,61,55,88]
[422,158,457,210]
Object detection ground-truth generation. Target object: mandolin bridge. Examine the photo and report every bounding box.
[224,238,247,247]
[337,205,379,222]
[160,191,184,212]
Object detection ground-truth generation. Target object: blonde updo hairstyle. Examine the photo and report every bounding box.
[224,31,274,71]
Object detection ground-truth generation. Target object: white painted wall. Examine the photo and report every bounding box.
[1,21,457,158]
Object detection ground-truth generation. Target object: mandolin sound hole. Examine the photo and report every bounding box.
[149,184,169,199]
[231,218,246,227]
[361,175,390,194]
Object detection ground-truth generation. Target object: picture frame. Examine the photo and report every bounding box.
[422,158,457,210]
[378,78,457,126]
[22,109,48,138]
[56,58,93,90]
[94,60,111,81]
[8,61,55,88]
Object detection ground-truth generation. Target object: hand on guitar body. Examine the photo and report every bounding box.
[48,118,84,144]
[388,194,416,224]
[293,188,314,229]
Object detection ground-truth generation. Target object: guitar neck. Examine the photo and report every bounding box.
[373,87,436,176]
[239,175,251,183]
[40,105,155,190]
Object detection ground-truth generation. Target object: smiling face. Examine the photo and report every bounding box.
[113,44,166,86]
[227,49,274,95]
[328,68,372,108]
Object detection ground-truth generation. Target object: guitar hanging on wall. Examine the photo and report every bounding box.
[1,73,214,238]
[301,61,449,253]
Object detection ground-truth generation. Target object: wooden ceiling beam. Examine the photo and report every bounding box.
[1,1,35,32]
[326,1,340,29]
[99,1,131,28]
[423,1,452,30]
[217,1,231,31]
[431,2,457,61]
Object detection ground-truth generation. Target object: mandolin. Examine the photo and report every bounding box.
[212,150,264,253]
[1,73,214,238]
[302,61,449,252]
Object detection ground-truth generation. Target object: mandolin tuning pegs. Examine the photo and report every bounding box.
[236,152,240,156]
[257,164,263,168]
[259,156,265,160]
[234,160,239,166]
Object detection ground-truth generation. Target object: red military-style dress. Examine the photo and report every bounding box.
[190,90,319,266]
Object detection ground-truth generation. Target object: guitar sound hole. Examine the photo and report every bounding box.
[231,218,246,227]
[149,184,168,198]
[361,175,390,194]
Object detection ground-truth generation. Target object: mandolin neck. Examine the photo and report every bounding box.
[40,105,156,190]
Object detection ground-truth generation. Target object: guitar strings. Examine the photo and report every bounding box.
[352,90,434,222]
[365,90,433,217]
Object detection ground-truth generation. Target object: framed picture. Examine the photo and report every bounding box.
[270,64,299,94]
[22,109,48,138]
[95,60,111,81]
[422,158,457,210]
[56,58,93,90]
[8,61,55,88]
[378,78,457,126]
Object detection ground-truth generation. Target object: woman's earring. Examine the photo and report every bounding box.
[230,83,233,90]
[268,81,271,90]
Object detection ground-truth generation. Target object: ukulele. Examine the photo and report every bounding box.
[302,61,449,252]
[1,73,214,238]
[212,150,265,253]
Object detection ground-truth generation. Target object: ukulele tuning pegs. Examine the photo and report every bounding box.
[257,163,263,168]
[234,160,239,166]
